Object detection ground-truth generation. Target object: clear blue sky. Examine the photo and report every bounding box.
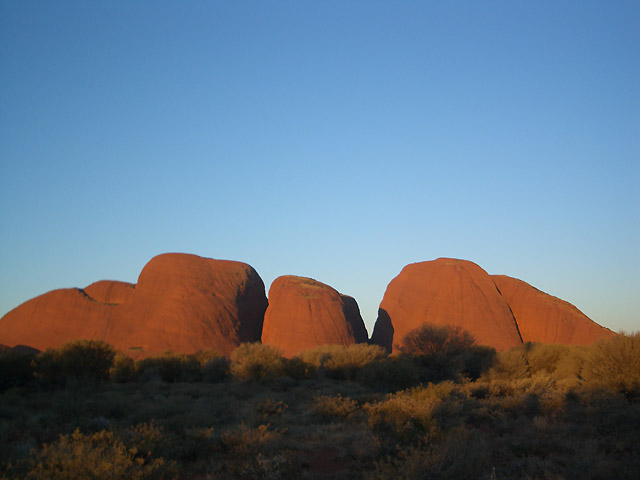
[1,1,638,335]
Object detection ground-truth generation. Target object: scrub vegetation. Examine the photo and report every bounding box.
[1,330,639,479]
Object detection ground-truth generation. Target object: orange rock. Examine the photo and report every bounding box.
[492,275,614,345]
[84,280,135,304]
[261,276,368,357]
[370,258,523,352]
[0,253,267,357]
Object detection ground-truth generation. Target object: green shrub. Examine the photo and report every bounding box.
[581,332,640,396]
[525,343,567,375]
[33,340,116,384]
[311,394,358,422]
[297,344,387,380]
[135,353,201,383]
[0,349,35,390]
[19,428,173,480]
[230,343,285,382]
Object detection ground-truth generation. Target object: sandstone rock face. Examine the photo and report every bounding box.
[84,280,136,304]
[261,276,368,357]
[0,253,267,357]
[492,275,614,345]
[370,259,524,352]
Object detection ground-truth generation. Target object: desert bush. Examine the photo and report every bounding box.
[357,355,421,391]
[525,343,567,375]
[459,345,496,380]
[192,350,229,382]
[110,354,137,383]
[297,343,386,380]
[18,428,173,480]
[230,343,285,382]
[0,349,35,390]
[399,324,479,382]
[485,345,530,381]
[367,426,489,480]
[33,340,115,384]
[282,356,315,380]
[136,353,201,383]
[365,382,462,440]
[311,394,358,422]
[581,332,640,396]
[221,423,283,455]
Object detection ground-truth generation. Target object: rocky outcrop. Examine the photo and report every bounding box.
[84,280,136,304]
[0,253,267,357]
[370,258,524,352]
[492,275,614,345]
[261,276,368,357]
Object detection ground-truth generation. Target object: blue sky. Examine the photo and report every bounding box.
[1,1,638,335]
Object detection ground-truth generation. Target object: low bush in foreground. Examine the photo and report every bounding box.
[297,343,387,380]
[15,429,174,480]
[34,340,116,384]
[230,343,285,382]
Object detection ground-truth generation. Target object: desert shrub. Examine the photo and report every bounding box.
[221,423,283,455]
[254,398,287,421]
[282,356,315,380]
[485,345,531,381]
[0,349,35,390]
[459,345,496,380]
[192,350,229,383]
[18,428,173,480]
[311,394,358,422]
[552,345,586,382]
[33,340,115,384]
[217,424,291,479]
[110,354,137,383]
[398,324,479,382]
[136,353,201,383]
[367,426,489,480]
[230,343,285,382]
[357,355,421,391]
[524,343,567,375]
[297,343,387,380]
[581,332,640,396]
[365,382,462,440]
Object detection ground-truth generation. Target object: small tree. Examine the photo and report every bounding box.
[399,324,478,382]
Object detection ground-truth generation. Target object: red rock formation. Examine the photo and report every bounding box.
[371,258,523,352]
[492,275,614,345]
[0,253,267,357]
[261,276,368,357]
[84,280,135,304]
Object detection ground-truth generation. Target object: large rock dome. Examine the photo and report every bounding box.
[370,258,524,352]
[0,253,267,357]
[492,275,614,345]
[261,275,368,357]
